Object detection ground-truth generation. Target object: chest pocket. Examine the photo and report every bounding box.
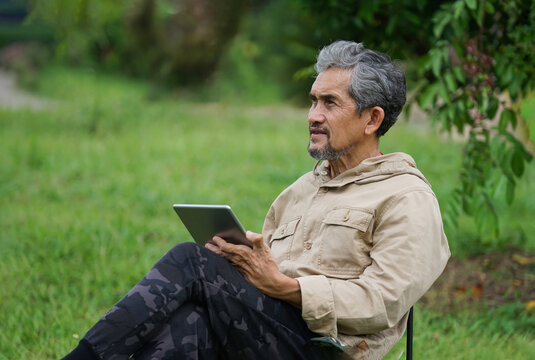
[319,208,374,274]
[269,217,300,261]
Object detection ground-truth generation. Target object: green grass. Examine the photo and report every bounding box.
[1,66,534,359]
[385,307,535,360]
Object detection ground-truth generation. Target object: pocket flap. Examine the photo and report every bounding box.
[271,217,301,242]
[323,208,373,232]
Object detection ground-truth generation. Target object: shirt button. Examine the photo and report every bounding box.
[304,243,312,250]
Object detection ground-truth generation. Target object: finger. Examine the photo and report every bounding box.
[208,238,235,258]
[205,242,222,255]
[212,236,234,253]
[217,249,240,263]
[212,236,227,246]
[209,239,244,261]
[246,231,264,251]
[214,236,251,255]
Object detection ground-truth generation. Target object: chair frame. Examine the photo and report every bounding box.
[406,307,413,360]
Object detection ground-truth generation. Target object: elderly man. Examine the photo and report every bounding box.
[63,41,449,360]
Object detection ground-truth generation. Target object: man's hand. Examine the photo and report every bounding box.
[205,231,302,308]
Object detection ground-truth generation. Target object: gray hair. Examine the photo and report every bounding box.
[314,41,406,137]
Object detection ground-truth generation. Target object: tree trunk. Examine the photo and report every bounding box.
[126,0,246,83]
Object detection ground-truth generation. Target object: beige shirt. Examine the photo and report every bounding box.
[262,152,450,359]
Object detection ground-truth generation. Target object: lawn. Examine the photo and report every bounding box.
[0,67,534,359]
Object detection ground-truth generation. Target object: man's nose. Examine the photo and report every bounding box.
[308,105,325,125]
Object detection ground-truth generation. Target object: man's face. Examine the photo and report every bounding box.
[307,67,366,161]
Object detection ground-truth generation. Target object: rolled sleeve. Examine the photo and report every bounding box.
[296,275,337,338]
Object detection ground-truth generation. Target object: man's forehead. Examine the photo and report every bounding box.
[311,67,352,95]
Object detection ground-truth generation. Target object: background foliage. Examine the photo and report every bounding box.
[1,0,535,358]
[1,67,534,359]
[0,0,53,48]
[26,0,247,82]
[284,0,535,243]
[416,0,535,241]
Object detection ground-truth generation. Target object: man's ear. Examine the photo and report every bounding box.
[364,106,385,136]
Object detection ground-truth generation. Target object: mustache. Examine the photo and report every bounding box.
[309,122,330,136]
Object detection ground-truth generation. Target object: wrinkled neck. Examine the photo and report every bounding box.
[328,141,381,178]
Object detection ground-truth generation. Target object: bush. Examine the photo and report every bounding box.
[27,0,247,85]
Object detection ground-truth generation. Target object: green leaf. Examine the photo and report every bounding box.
[499,109,515,131]
[473,194,486,232]
[511,150,525,177]
[416,54,430,76]
[453,109,464,133]
[509,77,521,101]
[510,110,518,129]
[465,0,477,10]
[430,49,442,77]
[418,82,439,109]
[447,104,455,122]
[501,65,514,85]
[506,178,515,205]
[490,136,503,162]
[453,0,465,18]
[433,12,452,38]
[485,1,495,13]
[448,191,462,218]
[444,73,457,92]
[438,108,450,130]
[501,132,533,161]
[478,87,489,113]
[487,97,499,119]
[457,97,466,112]
[437,82,451,105]
[452,66,466,83]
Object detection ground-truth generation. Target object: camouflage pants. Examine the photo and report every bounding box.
[83,242,333,360]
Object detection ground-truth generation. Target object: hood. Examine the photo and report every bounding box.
[313,152,431,188]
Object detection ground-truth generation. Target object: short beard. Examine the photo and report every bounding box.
[308,141,353,161]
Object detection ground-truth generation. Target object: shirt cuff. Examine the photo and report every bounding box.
[296,275,337,338]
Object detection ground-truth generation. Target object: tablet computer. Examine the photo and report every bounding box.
[173,204,252,247]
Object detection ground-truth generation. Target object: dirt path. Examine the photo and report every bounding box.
[422,251,535,313]
[0,69,52,109]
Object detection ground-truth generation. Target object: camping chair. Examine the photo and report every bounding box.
[406,306,414,360]
[309,306,414,359]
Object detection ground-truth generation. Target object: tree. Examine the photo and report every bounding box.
[27,0,247,83]
[416,0,534,240]
[125,0,246,83]
[294,0,534,242]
